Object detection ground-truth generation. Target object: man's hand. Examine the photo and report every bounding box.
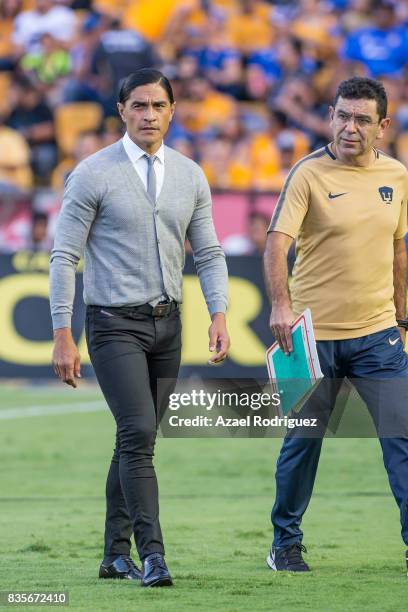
[270,302,295,355]
[208,312,230,365]
[52,328,81,388]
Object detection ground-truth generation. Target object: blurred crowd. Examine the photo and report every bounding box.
[1,0,408,253]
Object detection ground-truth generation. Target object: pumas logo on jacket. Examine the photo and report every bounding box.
[378,186,393,203]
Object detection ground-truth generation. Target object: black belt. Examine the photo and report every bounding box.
[146,301,178,317]
[89,301,178,318]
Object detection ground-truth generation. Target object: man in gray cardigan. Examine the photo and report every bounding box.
[50,69,229,587]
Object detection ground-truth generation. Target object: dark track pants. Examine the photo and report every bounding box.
[272,327,408,547]
[86,305,181,561]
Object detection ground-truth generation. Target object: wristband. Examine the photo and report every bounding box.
[397,319,408,330]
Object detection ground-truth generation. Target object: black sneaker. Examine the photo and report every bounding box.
[266,543,310,572]
[406,550,408,576]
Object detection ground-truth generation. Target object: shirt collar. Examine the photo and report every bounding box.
[122,132,165,165]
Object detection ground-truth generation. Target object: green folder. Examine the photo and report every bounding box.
[266,309,323,416]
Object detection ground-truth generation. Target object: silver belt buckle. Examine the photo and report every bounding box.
[153,302,171,317]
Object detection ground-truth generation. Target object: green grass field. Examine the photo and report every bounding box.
[0,382,406,611]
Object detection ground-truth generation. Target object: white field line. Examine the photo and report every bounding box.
[0,400,106,420]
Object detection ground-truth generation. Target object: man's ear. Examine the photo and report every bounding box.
[328,105,335,123]
[377,116,391,140]
[170,101,176,121]
[117,102,126,123]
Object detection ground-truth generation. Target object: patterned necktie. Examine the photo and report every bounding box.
[144,154,157,202]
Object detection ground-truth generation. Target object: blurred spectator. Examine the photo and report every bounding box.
[289,0,339,62]
[200,136,232,188]
[246,36,317,101]
[222,210,270,255]
[51,129,102,190]
[0,125,33,190]
[340,0,372,33]
[6,76,57,181]
[12,0,77,54]
[268,130,304,191]
[271,76,331,148]
[170,136,195,158]
[247,210,269,255]
[343,0,408,77]
[200,113,252,188]
[182,14,244,98]
[0,195,32,253]
[27,210,52,251]
[71,0,93,8]
[63,12,105,105]
[165,105,194,147]
[122,0,198,43]
[177,72,237,134]
[76,130,104,160]
[0,0,22,70]
[249,109,309,190]
[151,0,207,62]
[100,116,124,146]
[175,53,200,83]
[90,18,161,115]
[200,136,252,189]
[275,36,317,80]
[225,0,275,55]
[20,33,71,86]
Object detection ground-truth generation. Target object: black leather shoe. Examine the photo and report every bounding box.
[141,553,173,587]
[99,555,142,580]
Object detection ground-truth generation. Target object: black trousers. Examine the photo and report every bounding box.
[85,305,181,561]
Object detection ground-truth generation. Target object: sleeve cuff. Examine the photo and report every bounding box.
[52,313,72,330]
[208,301,227,317]
[267,226,297,239]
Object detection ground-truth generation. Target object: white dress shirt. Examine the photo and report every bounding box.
[122,132,166,305]
[122,132,164,199]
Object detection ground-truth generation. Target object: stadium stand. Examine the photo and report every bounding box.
[54,102,103,155]
[0,0,408,252]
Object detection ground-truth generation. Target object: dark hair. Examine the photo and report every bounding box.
[333,77,387,121]
[14,75,37,92]
[269,109,288,128]
[118,69,174,105]
[32,212,48,224]
[288,36,303,55]
[371,0,395,11]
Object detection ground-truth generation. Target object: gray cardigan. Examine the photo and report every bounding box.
[49,140,228,329]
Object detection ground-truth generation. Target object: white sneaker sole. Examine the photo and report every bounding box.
[266,552,277,571]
